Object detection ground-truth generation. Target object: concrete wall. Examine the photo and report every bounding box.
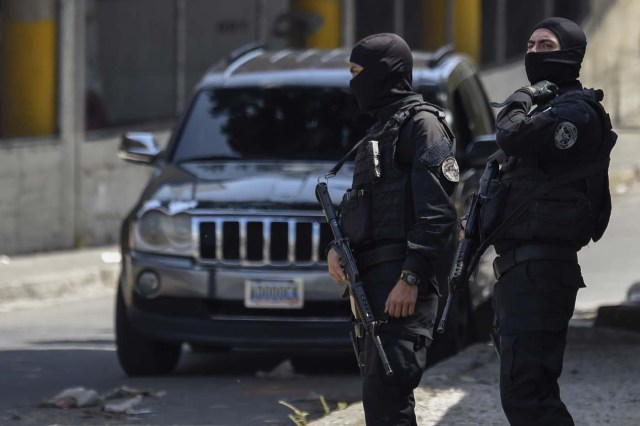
[0,0,289,256]
[0,131,169,255]
[581,0,640,129]
[481,0,639,131]
[0,140,65,254]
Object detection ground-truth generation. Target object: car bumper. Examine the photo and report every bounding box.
[128,304,352,350]
[122,250,352,350]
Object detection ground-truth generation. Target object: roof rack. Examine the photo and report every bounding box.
[427,44,455,67]
[227,41,266,64]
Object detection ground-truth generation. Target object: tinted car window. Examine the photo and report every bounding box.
[171,87,374,163]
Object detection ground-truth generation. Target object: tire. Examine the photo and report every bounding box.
[115,282,181,376]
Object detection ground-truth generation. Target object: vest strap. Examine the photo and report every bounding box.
[322,101,449,179]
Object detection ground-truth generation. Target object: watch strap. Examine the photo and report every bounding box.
[400,270,420,286]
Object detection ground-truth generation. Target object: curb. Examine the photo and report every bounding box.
[0,247,120,312]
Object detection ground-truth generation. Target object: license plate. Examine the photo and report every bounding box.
[244,279,304,309]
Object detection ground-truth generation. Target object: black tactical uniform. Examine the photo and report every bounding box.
[340,33,458,425]
[487,18,617,425]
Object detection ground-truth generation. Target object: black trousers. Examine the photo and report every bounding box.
[493,259,584,426]
[359,260,439,426]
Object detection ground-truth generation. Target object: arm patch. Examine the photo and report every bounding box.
[554,121,578,150]
[420,136,452,167]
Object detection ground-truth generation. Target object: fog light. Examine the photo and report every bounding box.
[137,271,160,297]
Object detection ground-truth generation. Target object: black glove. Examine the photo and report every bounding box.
[517,80,559,105]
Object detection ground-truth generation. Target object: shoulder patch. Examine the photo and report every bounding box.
[441,157,460,182]
[554,122,578,149]
[553,99,590,124]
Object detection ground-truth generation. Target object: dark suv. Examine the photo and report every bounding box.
[115,45,497,375]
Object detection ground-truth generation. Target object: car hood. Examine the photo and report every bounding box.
[143,161,353,212]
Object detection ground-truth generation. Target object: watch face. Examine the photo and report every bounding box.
[402,272,419,285]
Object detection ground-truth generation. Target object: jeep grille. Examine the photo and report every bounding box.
[197,216,333,266]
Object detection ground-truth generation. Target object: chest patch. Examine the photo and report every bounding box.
[554,122,578,149]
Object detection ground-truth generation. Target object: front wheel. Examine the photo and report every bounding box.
[115,282,181,376]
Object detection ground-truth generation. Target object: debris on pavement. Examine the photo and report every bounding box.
[102,395,151,415]
[36,385,164,418]
[101,385,166,400]
[256,358,303,380]
[42,387,101,409]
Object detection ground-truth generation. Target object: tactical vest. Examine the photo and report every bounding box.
[482,89,616,249]
[339,102,454,247]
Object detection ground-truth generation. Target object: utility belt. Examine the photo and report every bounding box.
[357,243,406,271]
[492,243,578,280]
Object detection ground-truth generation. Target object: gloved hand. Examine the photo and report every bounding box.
[517,80,559,105]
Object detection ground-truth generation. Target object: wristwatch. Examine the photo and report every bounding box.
[400,270,420,286]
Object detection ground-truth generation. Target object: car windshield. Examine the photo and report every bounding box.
[171,87,375,163]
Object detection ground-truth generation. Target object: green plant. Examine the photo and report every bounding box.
[279,395,349,425]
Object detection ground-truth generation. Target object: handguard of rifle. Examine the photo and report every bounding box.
[448,238,469,292]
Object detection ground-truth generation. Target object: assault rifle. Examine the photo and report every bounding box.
[437,159,499,334]
[315,182,393,376]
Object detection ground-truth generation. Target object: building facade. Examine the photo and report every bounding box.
[0,0,614,255]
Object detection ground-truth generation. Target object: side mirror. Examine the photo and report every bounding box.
[118,132,161,164]
[464,134,498,168]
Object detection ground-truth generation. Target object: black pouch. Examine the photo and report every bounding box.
[480,179,509,237]
[339,189,372,246]
[530,192,592,245]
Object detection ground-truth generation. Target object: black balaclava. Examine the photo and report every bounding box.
[349,33,415,114]
[525,17,587,85]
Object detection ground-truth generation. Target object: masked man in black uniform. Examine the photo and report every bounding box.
[326,33,458,425]
[486,17,617,425]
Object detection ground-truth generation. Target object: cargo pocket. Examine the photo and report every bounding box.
[525,261,584,329]
[499,334,517,389]
[379,333,428,388]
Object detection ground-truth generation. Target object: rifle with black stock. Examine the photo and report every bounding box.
[315,181,393,376]
[437,158,499,334]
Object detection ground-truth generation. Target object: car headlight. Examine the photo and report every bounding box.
[133,210,194,255]
[137,210,170,247]
[166,213,193,247]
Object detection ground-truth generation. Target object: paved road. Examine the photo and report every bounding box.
[577,181,640,313]
[0,297,361,425]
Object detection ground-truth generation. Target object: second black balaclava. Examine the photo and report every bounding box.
[349,33,415,114]
[525,17,587,85]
